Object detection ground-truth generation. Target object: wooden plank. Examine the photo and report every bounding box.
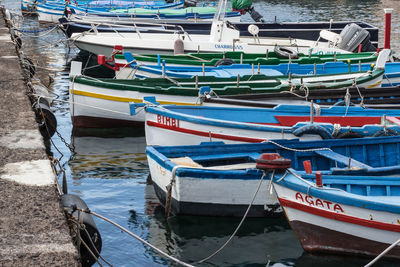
[314,150,371,169]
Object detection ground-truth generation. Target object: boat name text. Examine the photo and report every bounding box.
[157,115,180,128]
[214,44,243,50]
[295,192,344,213]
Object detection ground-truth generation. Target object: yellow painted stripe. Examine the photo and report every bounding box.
[71,89,194,105]
[365,80,382,88]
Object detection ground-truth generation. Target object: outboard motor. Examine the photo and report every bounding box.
[337,23,376,52]
[247,6,265,23]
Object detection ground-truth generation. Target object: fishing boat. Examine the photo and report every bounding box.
[110,50,400,86]
[69,55,385,128]
[201,86,400,109]
[145,135,400,219]
[144,104,400,146]
[69,0,377,56]
[37,1,193,23]
[60,15,378,44]
[268,136,400,258]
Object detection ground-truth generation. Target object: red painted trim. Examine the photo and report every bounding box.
[147,120,266,143]
[279,197,400,232]
[275,116,381,127]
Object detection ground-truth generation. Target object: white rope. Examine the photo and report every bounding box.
[79,209,195,267]
[13,24,60,38]
[195,171,270,264]
[364,238,400,267]
[30,93,136,116]
[264,139,331,153]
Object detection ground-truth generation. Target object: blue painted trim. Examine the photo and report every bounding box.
[274,172,400,214]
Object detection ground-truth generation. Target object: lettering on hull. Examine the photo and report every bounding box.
[295,192,344,213]
[157,115,180,128]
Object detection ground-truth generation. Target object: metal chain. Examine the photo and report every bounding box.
[54,127,76,154]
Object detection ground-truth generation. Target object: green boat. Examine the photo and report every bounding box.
[69,57,385,128]
[114,51,378,68]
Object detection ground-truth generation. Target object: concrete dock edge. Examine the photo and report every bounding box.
[0,7,79,266]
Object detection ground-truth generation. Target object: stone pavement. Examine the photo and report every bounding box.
[0,7,79,266]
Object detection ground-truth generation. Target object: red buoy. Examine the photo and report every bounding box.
[256,153,291,171]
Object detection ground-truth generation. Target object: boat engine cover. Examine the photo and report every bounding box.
[337,23,376,52]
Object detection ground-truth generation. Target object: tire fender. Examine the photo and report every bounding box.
[214,58,236,66]
[274,46,298,59]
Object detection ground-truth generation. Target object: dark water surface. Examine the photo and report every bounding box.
[5,0,400,266]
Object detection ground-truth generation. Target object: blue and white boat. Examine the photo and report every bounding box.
[144,104,400,146]
[36,0,186,23]
[146,135,400,222]
[269,136,400,259]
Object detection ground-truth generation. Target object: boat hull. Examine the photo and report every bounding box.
[71,31,351,56]
[147,155,282,217]
[273,183,400,258]
[69,80,196,127]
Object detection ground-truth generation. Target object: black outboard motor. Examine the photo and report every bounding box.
[337,23,377,52]
[247,6,265,23]
[61,194,102,267]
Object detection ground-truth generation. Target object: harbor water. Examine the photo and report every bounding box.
[5,0,400,266]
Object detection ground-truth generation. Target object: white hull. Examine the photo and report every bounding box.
[273,182,400,257]
[69,79,197,127]
[71,31,350,56]
[145,112,321,146]
[147,155,281,217]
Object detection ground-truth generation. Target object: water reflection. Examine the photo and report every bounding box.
[143,184,302,267]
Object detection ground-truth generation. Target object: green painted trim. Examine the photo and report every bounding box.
[71,69,384,96]
[115,51,378,66]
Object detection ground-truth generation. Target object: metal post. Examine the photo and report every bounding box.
[384,8,393,49]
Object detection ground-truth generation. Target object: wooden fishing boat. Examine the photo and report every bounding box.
[37,1,187,23]
[69,57,385,128]
[108,50,393,80]
[110,50,399,86]
[144,104,400,146]
[109,49,381,78]
[145,135,400,219]
[268,136,400,258]
[202,86,400,109]
[60,15,378,44]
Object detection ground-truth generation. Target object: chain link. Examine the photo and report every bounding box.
[54,127,76,154]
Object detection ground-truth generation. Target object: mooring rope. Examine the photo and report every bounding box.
[364,238,400,267]
[30,93,136,116]
[14,24,58,34]
[73,208,195,267]
[194,171,270,264]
